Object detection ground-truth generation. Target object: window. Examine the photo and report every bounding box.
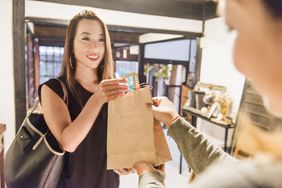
[115,60,139,77]
[144,39,191,61]
[39,46,64,83]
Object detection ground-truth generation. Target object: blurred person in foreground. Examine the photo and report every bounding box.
[134,0,282,187]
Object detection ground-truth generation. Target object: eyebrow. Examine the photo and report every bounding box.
[80,32,90,36]
[80,32,105,36]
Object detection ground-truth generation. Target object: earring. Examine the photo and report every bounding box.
[70,57,74,69]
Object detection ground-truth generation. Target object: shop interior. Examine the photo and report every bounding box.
[1,0,280,187]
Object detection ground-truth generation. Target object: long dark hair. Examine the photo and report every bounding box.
[263,0,282,18]
[60,10,114,107]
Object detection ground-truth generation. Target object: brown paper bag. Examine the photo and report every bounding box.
[107,86,172,169]
[153,118,172,166]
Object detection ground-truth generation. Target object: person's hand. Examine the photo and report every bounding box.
[133,161,165,176]
[113,168,135,175]
[149,97,180,126]
[94,78,128,104]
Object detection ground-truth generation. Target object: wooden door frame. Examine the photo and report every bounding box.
[13,0,26,131]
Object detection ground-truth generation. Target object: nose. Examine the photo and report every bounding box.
[89,40,98,49]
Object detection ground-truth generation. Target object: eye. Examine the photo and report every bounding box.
[82,37,90,41]
[99,38,105,42]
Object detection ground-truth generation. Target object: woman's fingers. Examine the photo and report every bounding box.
[102,82,128,90]
[155,164,165,172]
[152,96,168,106]
[106,88,129,101]
[113,168,135,175]
[108,88,129,95]
[101,78,128,86]
[101,81,129,95]
[97,78,129,102]
[113,169,124,175]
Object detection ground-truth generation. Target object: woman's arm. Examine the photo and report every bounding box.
[138,172,164,188]
[135,97,234,188]
[148,97,232,173]
[136,117,232,188]
[41,78,128,152]
[134,162,165,188]
[168,117,232,174]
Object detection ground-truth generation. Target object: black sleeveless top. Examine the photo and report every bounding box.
[39,77,119,188]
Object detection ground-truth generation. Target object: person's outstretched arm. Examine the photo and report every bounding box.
[134,162,165,188]
[134,97,234,188]
[168,117,232,174]
[138,172,165,188]
[152,97,233,173]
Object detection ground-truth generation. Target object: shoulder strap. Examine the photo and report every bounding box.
[27,98,40,115]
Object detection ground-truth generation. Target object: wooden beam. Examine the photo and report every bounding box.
[25,16,69,26]
[110,31,140,44]
[26,16,203,41]
[34,25,67,39]
[138,44,146,84]
[31,0,217,20]
[144,58,189,66]
[195,37,202,86]
[13,0,26,131]
[108,25,202,38]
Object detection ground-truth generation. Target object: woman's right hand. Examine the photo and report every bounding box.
[94,78,129,104]
[133,161,165,176]
[149,97,180,126]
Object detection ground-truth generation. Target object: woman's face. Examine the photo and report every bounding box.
[225,0,282,117]
[73,19,105,70]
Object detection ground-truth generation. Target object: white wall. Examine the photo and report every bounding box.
[0,0,15,152]
[26,0,202,33]
[200,17,245,117]
[198,17,245,144]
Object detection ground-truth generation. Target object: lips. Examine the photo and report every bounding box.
[87,55,99,61]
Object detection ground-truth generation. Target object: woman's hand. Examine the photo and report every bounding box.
[113,168,135,175]
[94,78,128,104]
[133,162,165,176]
[148,97,180,126]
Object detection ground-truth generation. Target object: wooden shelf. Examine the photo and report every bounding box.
[183,107,233,128]
[182,108,234,153]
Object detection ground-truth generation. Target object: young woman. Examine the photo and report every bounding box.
[40,10,129,188]
[134,0,282,187]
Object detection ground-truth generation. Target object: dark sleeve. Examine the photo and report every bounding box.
[38,78,65,102]
[168,117,234,174]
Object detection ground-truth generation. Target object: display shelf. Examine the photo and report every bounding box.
[182,107,234,152]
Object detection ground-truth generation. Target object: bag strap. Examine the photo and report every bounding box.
[28,98,40,115]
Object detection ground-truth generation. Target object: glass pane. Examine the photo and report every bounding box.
[116,61,139,77]
[39,45,64,81]
[144,39,190,61]
[40,61,47,76]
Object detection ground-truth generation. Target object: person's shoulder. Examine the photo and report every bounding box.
[193,156,282,187]
[41,76,67,88]
[43,78,58,85]
[39,77,67,101]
